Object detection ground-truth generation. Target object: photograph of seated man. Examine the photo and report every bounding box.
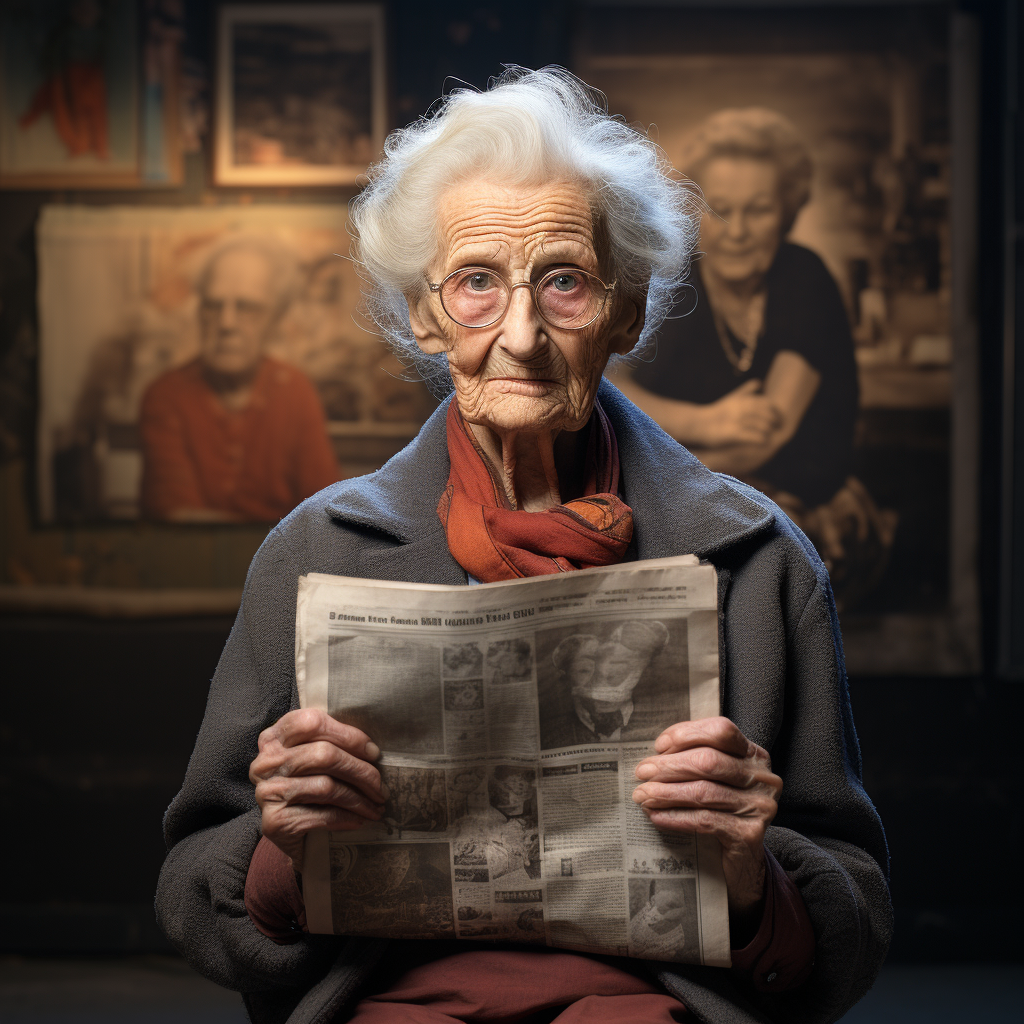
[139,237,340,521]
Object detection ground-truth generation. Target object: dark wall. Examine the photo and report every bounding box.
[2,0,1021,964]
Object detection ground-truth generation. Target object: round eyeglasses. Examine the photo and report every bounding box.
[427,266,616,330]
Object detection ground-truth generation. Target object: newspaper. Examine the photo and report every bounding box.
[295,555,731,967]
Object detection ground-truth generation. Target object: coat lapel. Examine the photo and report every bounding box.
[597,379,775,559]
[321,380,775,573]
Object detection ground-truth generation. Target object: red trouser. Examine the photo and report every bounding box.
[347,949,688,1023]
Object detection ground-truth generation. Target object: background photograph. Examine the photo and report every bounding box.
[37,202,436,523]
[577,4,975,673]
[214,2,386,185]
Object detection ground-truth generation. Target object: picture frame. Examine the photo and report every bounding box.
[35,203,437,527]
[0,0,182,189]
[213,2,386,187]
[574,3,981,675]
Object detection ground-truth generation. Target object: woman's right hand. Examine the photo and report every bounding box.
[699,380,782,447]
[250,708,387,871]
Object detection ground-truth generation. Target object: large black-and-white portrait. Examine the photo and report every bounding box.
[536,618,688,750]
[577,3,978,674]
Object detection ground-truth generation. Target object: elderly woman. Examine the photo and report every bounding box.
[614,109,892,603]
[156,70,890,1024]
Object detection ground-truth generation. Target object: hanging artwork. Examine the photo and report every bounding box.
[0,0,182,188]
[575,3,978,674]
[213,3,386,186]
[36,203,437,525]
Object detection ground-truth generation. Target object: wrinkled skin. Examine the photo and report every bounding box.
[408,177,642,511]
[253,179,781,935]
[633,716,783,934]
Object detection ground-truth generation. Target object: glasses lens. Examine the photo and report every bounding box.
[536,269,606,328]
[441,268,509,327]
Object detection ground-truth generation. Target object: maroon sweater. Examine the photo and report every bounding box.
[246,837,814,1015]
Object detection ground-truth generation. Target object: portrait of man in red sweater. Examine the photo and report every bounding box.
[139,238,340,522]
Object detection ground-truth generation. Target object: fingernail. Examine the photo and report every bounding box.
[365,742,381,761]
[635,763,655,780]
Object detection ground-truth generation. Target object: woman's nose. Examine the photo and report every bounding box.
[725,213,748,240]
[498,284,546,358]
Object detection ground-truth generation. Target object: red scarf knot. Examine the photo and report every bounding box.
[438,401,634,583]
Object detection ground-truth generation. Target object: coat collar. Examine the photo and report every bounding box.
[324,378,774,558]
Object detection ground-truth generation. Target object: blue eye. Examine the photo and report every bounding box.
[467,272,494,291]
[551,273,579,292]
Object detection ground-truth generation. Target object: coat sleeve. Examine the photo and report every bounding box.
[654,525,891,1024]
[755,568,892,1024]
[154,523,340,998]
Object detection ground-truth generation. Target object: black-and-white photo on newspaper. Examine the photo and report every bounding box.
[536,618,688,749]
[296,557,731,967]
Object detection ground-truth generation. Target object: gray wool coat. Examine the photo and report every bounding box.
[156,380,892,1024]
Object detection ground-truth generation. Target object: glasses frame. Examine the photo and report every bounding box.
[427,265,617,331]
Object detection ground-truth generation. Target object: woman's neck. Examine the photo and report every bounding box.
[701,264,769,347]
[702,262,768,303]
[467,422,588,512]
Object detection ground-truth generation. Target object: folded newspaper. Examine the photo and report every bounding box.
[295,555,731,966]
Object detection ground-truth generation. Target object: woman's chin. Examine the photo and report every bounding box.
[464,392,575,436]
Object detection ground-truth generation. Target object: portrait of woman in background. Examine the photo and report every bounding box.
[615,108,895,607]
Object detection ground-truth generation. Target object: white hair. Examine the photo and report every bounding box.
[348,66,699,393]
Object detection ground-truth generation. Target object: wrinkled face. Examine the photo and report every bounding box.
[699,157,785,283]
[198,248,277,378]
[411,178,636,437]
[582,640,646,704]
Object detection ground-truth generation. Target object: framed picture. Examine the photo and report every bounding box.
[0,0,182,188]
[576,3,980,674]
[36,203,437,525]
[213,3,386,186]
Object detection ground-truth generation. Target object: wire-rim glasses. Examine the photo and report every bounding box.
[427,266,617,330]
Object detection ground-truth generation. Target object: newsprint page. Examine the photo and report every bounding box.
[296,555,731,967]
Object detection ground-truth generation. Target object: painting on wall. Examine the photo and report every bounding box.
[36,203,437,525]
[213,2,386,186]
[576,4,978,673]
[0,0,182,188]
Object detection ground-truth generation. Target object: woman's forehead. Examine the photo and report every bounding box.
[437,177,597,262]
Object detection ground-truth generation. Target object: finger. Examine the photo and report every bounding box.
[641,805,766,849]
[733,379,763,395]
[653,717,757,758]
[261,708,380,761]
[635,751,775,789]
[253,740,386,803]
[737,422,772,443]
[632,779,779,817]
[264,804,370,841]
[257,774,385,820]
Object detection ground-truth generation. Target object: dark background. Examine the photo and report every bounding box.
[1,0,1021,967]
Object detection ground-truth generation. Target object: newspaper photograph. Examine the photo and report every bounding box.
[295,555,731,967]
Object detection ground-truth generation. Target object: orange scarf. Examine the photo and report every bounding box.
[437,401,633,582]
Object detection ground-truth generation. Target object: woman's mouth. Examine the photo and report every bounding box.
[487,377,557,397]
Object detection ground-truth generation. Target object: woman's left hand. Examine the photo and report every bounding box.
[633,717,782,924]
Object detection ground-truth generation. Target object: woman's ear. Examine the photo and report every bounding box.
[606,289,647,356]
[407,291,448,354]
